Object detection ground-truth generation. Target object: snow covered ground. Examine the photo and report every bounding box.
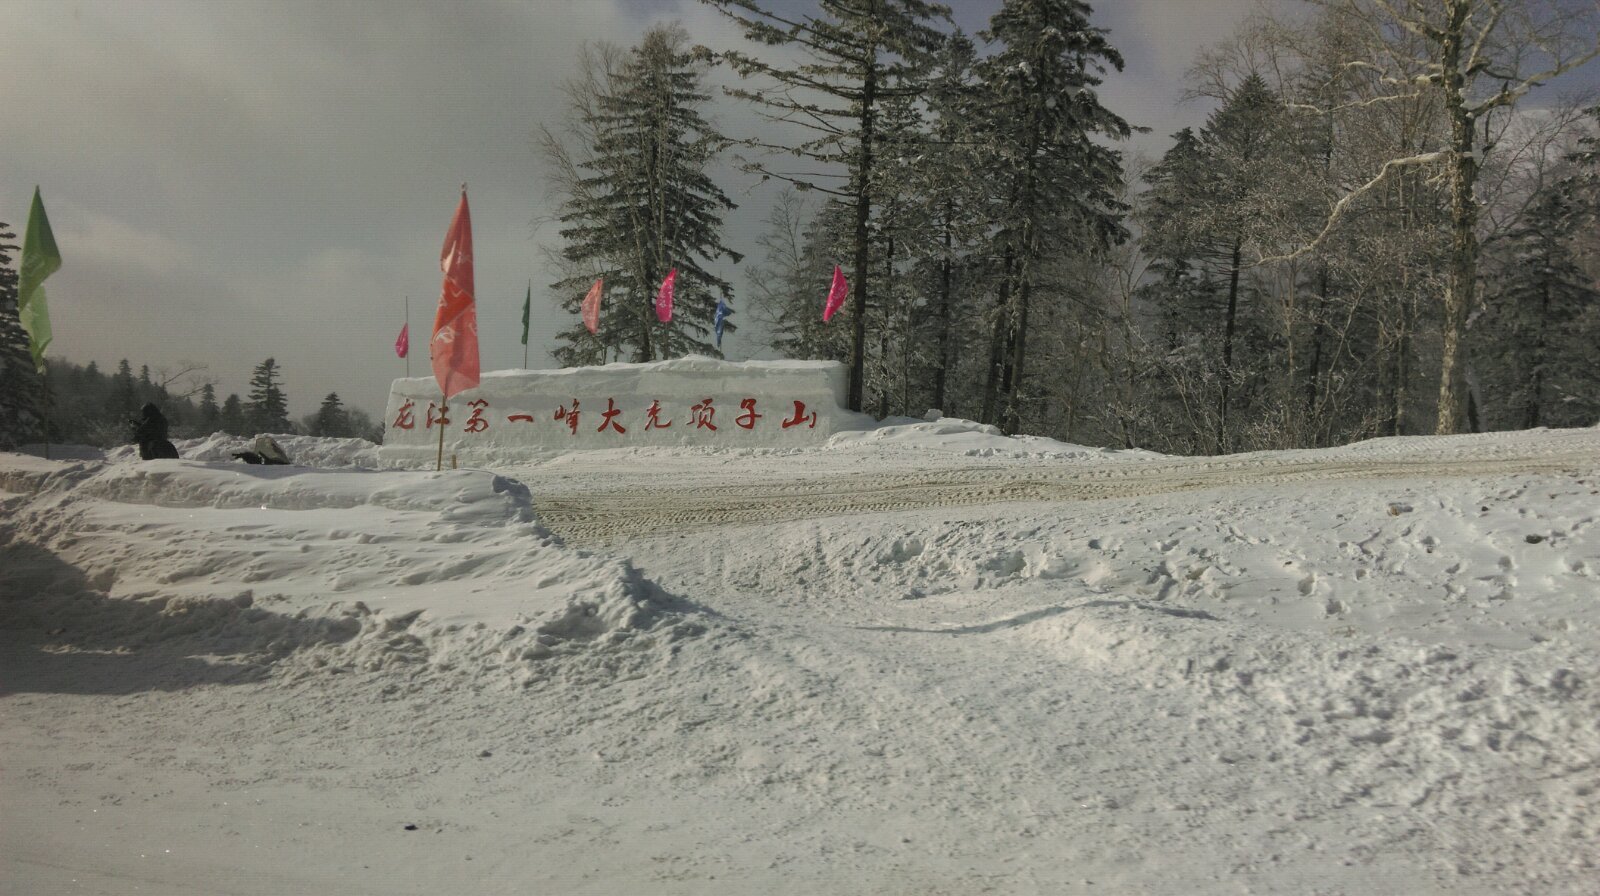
[2,421,1597,894]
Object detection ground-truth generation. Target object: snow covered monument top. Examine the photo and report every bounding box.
[382,356,849,464]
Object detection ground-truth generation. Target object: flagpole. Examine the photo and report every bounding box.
[436,398,447,471]
[41,365,51,461]
[523,280,529,370]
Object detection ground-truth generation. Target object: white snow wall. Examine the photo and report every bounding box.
[382,357,849,463]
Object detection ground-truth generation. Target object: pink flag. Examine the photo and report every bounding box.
[582,277,603,334]
[394,322,409,358]
[822,264,849,322]
[655,268,676,323]
[431,188,480,400]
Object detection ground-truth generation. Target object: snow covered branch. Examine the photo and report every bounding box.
[1253,151,1450,266]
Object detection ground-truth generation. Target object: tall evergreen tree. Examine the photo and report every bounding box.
[220,394,246,437]
[543,24,740,364]
[310,392,350,437]
[198,383,221,433]
[1137,76,1316,450]
[707,0,951,412]
[972,0,1132,434]
[1476,184,1600,428]
[0,223,46,449]
[108,359,137,422]
[904,31,988,418]
[246,358,290,433]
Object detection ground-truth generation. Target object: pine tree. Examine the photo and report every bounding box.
[1476,184,1600,428]
[246,358,290,434]
[108,359,137,422]
[198,383,221,433]
[707,0,952,411]
[310,392,350,437]
[220,394,246,436]
[903,32,988,418]
[971,0,1131,434]
[543,24,740,364]
[0,222,46,449]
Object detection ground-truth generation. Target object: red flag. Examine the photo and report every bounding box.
[431,188,480,400]
[394,322,409,358]
[582,277,603,334]
[655,268,676,323]
[822,264,849,322]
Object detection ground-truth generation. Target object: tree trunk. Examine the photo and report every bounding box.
[847,55,877,413]
[1305,263,1329,445]
[1217,237,1243,453]
[981,250,1015,425]
[875,236,894,418]
[931,202,954,414]
[1524,247,1553,429]
[1435,0,1477,436]
[999,84,1044,437]
[999,268,1031,435]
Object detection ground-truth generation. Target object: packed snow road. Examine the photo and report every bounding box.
[532,432,1600,543]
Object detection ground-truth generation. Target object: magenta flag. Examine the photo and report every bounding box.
[822,265,849,322]
[655,268,676,323]
[582,277,603,334]
[395,322,409,358]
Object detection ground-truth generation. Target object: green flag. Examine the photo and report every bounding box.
[520,281,531,346]
[18,187,61,375]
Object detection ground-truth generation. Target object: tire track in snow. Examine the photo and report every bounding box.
[535,448,1600,543]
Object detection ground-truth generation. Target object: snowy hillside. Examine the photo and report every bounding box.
[2,422,1597,894]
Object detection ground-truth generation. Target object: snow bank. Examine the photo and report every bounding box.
[826,411,1160,460]
[380,357,858,465]
[0,452,708,692]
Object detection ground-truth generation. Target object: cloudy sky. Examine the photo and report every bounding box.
[2,0,1584,420]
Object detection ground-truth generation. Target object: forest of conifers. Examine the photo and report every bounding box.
[541,0,1600,454]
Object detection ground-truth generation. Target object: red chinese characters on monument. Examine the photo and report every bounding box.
[463,399,490,433]
[392,399,416,430]
[736,398,762,430]
[689,397,718,431]
[781,400,818,429]
[645,400,672,430]
[396,395,826,438]
[554,400,580,435]
[426,401,451,429]
[598,398,626,434]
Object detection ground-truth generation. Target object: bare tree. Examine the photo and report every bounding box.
[1279,0,1600,433]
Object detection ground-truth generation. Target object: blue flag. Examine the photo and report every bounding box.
[714,298,730,348]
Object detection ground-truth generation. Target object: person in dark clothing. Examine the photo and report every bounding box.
[132,403,180,460]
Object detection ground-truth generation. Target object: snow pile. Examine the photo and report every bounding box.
[0,455,706,693]
[826,412,1157,460]
[168,432,393,469]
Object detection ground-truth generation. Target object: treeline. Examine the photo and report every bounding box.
[1,224,379,450]
[3,219,382,449]
[0,349,380,450]
[543,0,1600,452]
